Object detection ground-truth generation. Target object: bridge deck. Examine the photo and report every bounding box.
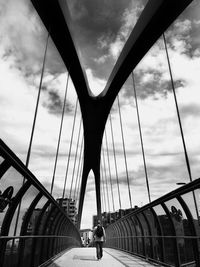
[45,247,158,267]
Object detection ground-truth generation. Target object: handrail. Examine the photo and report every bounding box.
[107,235,200,239]
[0,139,77,223]
[0,139,81,267]
[109,177,200,225]
[106,177,200,266]
[0,235,81,239]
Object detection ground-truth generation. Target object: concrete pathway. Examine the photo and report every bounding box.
[46,247,161,267]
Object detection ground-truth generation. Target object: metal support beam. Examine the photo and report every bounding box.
[31,0,193,228]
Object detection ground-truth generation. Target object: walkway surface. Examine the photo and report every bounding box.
[46,247,160,267]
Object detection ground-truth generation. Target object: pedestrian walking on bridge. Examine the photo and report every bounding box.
[93,220,106,260]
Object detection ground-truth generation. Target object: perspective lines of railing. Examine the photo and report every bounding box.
[0,140,81,267]
[105,178,200,267]
[1,138,200,267]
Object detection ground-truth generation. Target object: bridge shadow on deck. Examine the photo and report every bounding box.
[73,254,98,261]
[44,247,159,267]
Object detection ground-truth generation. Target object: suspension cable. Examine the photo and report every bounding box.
[109,113,122,209]
[26,31,50,168]
[14,31,50,246]
[132,72,151,203]
[102,147,111,212]
[76,149,84,206]
[74,136,84,200]
[163,33,199,220]
[62,97,78,199]
[69,117,82,199]
[105,129,115,211]
[117,95,132,208]
[163,33,192,182]
[100,164,105,213]
[51,72,70,195]
[100,162,107,212]
[75,136,84,201]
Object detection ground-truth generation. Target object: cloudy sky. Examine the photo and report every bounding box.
[0,0,200,229]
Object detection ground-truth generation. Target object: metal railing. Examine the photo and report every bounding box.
[0,139,81,267]
[2,136,200,267]
[106,177,200,267]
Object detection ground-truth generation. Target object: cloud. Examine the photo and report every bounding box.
[0,0,65,80]
[108,2,145,60]
[0,0,44,73]
[180,104,200,118]
[43,90,73,115]
[66,0,147,85]
[117,15,200,104]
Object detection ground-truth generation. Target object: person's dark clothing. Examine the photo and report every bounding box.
[93,223,106,260]
[95,241,103,259]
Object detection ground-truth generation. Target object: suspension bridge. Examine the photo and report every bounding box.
[0,0,199,266]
